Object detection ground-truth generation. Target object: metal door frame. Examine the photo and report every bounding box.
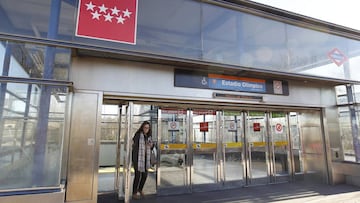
[114,103,135,202]
[287,112,297,181]
[122,102,134,203]
[115,105,124,199]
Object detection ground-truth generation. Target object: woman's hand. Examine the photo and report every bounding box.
[147,140,154,148]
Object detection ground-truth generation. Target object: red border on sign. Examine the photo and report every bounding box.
[327,48,348,66]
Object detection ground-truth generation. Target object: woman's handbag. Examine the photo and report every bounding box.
[150,148,157,166]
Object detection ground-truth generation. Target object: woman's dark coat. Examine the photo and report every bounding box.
[132,132,152,170]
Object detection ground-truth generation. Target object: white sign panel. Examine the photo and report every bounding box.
[275,123,283,134]
[168,121,179,131]
[228,121,237,132]
[273,80,283,95]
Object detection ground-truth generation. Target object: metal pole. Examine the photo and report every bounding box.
[234,115,238,142]
[124,102,133,203]
[346,85,360,162]
[203,115,206,142]
[343,60,360,162]
[0,41,11,148]
[20,84,32,157]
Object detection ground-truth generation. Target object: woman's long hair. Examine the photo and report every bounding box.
[135,121,152,137]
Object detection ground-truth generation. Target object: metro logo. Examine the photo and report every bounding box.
[76,0,138,44]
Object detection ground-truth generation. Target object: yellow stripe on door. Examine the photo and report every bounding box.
[160,143,187,150]
[192,143,216,149]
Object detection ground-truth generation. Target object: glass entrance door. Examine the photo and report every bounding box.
[269,112,290,183]
[116,103,158,203]
[97,104,127,200]
[245,111,294,185]
[246,111,269,185]
[289,112,304,180]
[222,111,245,187]
[157,108,190,195]
[191,109,220,191]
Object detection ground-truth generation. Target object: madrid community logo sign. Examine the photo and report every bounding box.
[76,0,138,44]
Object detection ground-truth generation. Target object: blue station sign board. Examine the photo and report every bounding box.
[174,69,289,95]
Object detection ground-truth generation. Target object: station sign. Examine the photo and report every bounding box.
[327,48,348,67]
[208,74,266,93]
[174,69,289,95]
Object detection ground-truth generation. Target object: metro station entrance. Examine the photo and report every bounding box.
[97,101,328,202]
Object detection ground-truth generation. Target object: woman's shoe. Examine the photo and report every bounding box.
[132,194,140,200]
[139,191,145,197]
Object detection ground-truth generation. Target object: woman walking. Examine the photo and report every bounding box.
[131,121,153,199]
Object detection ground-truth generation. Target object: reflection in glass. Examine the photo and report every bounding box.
[299,111,327,181]
[336,84,360,162]
[0,42,70,80]
[269,112,289,179]
[2,1,360,80]
[246,111,268,184]
[98,104,119,192]
[223,111,244,184]
[159,109,187,189]
[202,4,287,70]
[192,110,217,185]
[0,83,68,190]
[289,112,304,174]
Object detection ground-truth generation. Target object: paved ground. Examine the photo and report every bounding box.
[98,181,360,203]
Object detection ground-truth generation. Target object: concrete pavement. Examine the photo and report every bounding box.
[98,181,360,203]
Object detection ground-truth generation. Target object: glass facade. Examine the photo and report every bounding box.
[1,0,360,81]
[0,40,71,191]
[0,84,69,190]
[0,0,359,196]
[0,41,70,80]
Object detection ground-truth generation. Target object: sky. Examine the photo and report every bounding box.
[250,0,360,31]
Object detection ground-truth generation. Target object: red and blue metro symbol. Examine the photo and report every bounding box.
[327,48,348,67]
